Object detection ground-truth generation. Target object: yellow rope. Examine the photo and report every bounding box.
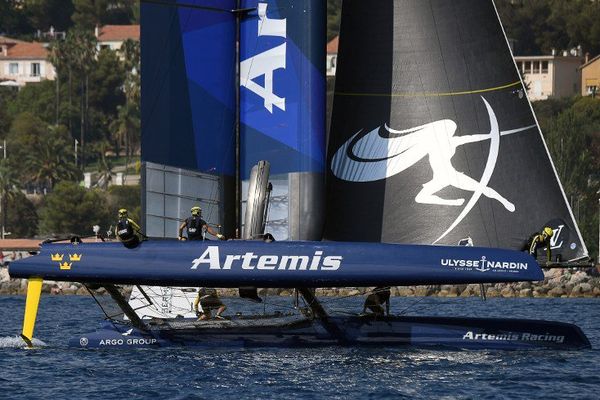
[335,80,522,98]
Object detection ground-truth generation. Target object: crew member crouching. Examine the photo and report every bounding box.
[362,287,391,316]
[194,287,227,320]
[115,208,143,248]
[523,226,554,261]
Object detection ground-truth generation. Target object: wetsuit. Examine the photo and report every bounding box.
[363,287,391,316]
[185,216,207,241]
[116,218,141,248]
[523,233,551,261]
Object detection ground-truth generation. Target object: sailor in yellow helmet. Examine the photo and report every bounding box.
[115,208,143,248]
[523,226,554,261]
[178,206,225,241]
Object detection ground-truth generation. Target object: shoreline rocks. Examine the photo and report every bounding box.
[2,267,600,298]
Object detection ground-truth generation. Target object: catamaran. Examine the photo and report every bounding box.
[9,0,591,350]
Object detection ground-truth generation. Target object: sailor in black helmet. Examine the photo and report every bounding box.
[523,226,554,261]
[178,206,225,241]
[115,208,143,248]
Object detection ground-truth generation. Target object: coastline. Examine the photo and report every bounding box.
[2,266,599,298]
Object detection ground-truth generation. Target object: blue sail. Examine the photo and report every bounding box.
[9,241,542,287]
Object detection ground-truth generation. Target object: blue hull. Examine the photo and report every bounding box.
[69,315,590,351]
[10,240,543,287]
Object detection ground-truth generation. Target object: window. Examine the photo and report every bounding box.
[100,44,111,50]
[516,61,523,72]
[541,61,548,74]
[524,61,531,74]
[30,63,40,77]
[532,61,540,74]
[9,63,18,75]
[586,86,598,96]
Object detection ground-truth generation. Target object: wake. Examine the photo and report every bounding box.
[0,336,47,349]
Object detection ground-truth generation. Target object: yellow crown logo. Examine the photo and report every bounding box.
[69,254,82,262]
[51,253,64,262]
[59,262,72,270]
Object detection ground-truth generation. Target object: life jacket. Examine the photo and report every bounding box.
[117,219,135,241]
[186,217,206,240]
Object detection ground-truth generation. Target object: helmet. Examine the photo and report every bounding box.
[118,208,128,218]
[191,206,202,216]
[543,227,554,238]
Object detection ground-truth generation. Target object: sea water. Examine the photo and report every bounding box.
[0,295,598,399]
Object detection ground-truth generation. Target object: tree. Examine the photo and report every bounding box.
[48,30,97,169]
[0,0,33,37]
[38,181,111,236]
[6,192,38,238]
[542,100,600,261]
[72,0,102,31]
[0,87,17,138]
[108,184,140,223]
[24,125,81,189]
[110,39,140,163]
[24,0,74,32]
[7,80,60,126]
[7,112,47,160]
[0,159,21,238]
[326,0,342,40]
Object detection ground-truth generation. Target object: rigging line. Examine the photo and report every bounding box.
[335,81,521,98]
[397,296,428,316]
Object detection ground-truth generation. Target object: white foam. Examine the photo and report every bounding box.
[0,336,47,349]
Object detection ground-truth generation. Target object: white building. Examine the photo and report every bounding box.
[0,36,55,87]
[326,36,338,77]
[95,25,140,52]
[514,52,583,101]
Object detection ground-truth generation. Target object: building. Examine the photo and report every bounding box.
[326,36,338,77]
[95,25,140,52]
[514,52,583,101]
[579,54,600,97]
[0,36,55,87]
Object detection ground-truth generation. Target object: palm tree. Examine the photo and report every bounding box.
[110,102,140,170]
[49,31,97,170]
[25,126,81,189]
[0,159,21,238]
[96,141,114,189]
[114,38,141,167]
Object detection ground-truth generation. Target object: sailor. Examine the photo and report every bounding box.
[178,206,225,241]
[362,286,391,316]
[523,226,554,261]
[115,208,143,248]
[194,287,227,320]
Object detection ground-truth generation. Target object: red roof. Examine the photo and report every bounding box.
[327,36,339,54]
[97,25,140,42]
[0,35,25,45]
[0,42,48,59]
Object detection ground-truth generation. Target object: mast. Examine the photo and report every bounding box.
[235,0,242,238]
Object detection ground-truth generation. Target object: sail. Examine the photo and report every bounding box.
[324,0,588,262]
[141,0,237,238]
[240,0,326,240]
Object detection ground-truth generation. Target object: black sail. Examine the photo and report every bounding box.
[324,0,588,262]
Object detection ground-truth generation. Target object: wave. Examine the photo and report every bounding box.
[0,336,47,349]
